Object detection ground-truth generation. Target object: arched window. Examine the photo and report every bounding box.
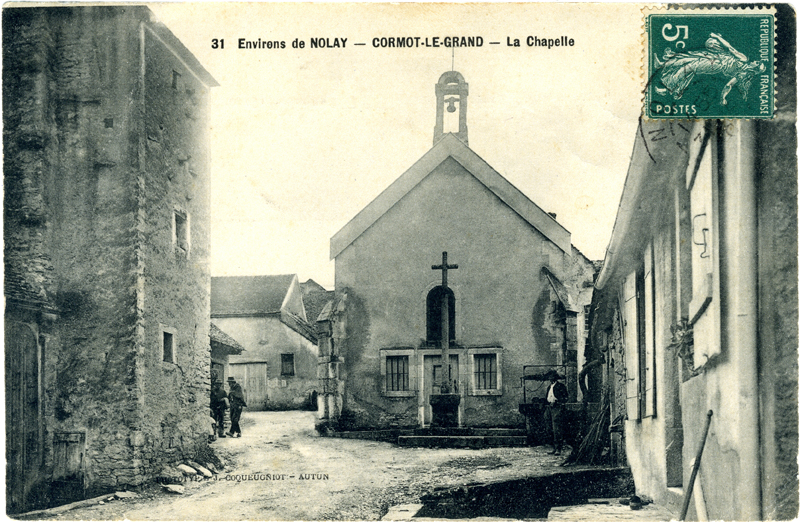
[426,286,455,343]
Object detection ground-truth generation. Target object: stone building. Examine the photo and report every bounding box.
[318,72,596,431]
[589,33,798,519]
[4,6,217,513]
[211,275,319,410]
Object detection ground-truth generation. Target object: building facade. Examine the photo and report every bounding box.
[321,72,596,431]
[211,275,319,410]
[4,6,217,512]
[591,110,797,518]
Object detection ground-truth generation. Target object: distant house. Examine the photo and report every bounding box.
[211,275,318,410]
[591,116,797,519]
[210,323,245,383]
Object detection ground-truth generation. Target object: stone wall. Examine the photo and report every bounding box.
[136,13,213,482]
[755,7,798,515]
[4,6,214,504]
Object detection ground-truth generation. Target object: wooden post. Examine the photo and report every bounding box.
[680,410,713,521]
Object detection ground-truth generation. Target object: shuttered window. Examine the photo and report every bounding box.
[622,271,641,420]
[644,242,656,418]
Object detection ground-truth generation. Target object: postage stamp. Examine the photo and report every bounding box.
[644,7,776,119]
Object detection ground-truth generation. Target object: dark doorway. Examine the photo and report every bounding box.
[6,321,43,514]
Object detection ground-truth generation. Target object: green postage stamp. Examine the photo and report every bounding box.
[645,7,776,119]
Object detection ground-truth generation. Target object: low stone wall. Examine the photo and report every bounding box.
[417,467,634,519]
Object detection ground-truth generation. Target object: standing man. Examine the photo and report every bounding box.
[211,380,229,438]
[546,371,569,455]
[227,376,247,438]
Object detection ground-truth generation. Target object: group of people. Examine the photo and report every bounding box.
[211,376,247,438]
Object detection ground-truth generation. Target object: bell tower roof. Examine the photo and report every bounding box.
[434,71,469,146]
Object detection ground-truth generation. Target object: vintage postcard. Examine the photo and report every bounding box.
[3,2,797,521]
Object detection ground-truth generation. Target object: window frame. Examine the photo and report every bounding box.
[172,209,191,256]
[280,353,295,377]
[468,347,502,396]
[386,355,410,393]
[380,348,416,398]
[160,325,177,364]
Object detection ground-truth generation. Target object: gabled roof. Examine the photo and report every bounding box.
[210,323,245,354]
[301,279,328,295]
[211,275,295,316]
[330,133,571,259]
[303,290,335,324]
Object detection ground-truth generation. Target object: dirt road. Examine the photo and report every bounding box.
[41,411,570,521]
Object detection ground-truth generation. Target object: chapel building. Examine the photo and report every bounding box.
[318,72,596,430]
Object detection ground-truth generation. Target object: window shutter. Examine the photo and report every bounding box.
[622,272,640,420]
[687,132,721,367]
[644,243,656,418]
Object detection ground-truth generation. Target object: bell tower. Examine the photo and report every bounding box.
[434,71,468,146]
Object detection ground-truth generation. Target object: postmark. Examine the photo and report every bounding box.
[644,7,776,119]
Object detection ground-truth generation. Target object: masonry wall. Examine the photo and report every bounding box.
[17,7,148,492]
[136,16,213,479]
[4,6,213,501]
[754,8,799,516]
[335,157,594,428]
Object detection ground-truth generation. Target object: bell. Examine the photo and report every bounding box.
[446,98,457,113]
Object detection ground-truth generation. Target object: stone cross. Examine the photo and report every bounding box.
[432,252,458,392]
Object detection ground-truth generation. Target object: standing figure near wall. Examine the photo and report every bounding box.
[546,371,569,454]
[211,381,229,438]
[227,377,247,437]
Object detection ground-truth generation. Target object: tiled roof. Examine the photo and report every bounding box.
[303,290,335,324]
[211,275,294,315]
[301,279,328,295]
[209,323,245,353]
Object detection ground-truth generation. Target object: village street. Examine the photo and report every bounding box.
[35,411,574,521]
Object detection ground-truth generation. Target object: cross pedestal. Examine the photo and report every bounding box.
[429,393,460,428]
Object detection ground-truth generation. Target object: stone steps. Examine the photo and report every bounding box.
[397,435,528,448]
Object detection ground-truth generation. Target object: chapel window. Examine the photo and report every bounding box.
[474,354,497,390]
[386,355,409,392]
[426,286,455,343]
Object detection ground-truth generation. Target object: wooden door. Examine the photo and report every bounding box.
[422,354,458,425]
[229,363,268,410]
[6,322,42,514]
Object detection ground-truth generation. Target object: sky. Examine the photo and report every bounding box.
[149,3,645,289]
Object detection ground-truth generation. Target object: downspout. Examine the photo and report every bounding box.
[724,120,760,520]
